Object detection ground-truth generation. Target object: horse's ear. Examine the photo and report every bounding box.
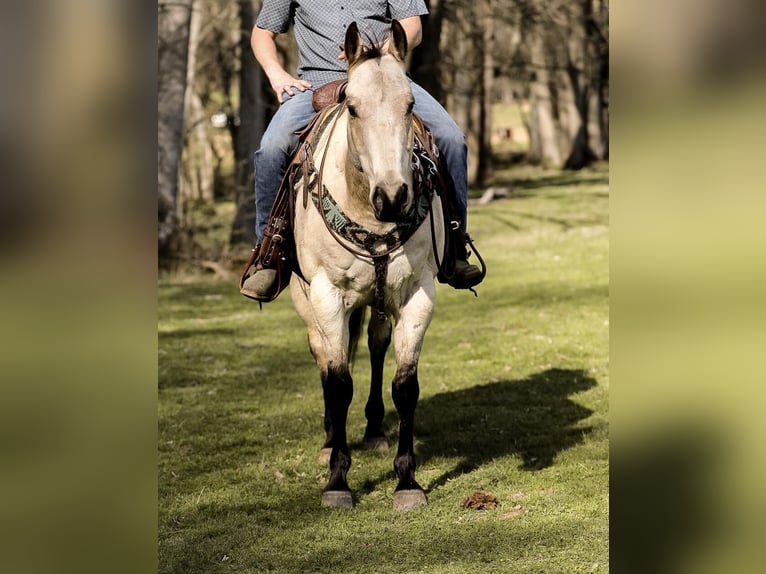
[388,19,408,62]
[345,22,364,68]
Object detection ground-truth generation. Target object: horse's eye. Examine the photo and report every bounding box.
[347,104,358,118]
[406,101,414,115]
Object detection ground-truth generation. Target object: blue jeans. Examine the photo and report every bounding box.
[254,81,468,241]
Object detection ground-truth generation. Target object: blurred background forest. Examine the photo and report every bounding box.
[158,0,609,270]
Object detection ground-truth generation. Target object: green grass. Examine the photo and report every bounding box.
[159,164,609,573]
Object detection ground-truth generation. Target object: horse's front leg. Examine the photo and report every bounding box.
[291,279,336,464]
[310,275,355,508]
[390,281,435,511]
[363,313,391,450]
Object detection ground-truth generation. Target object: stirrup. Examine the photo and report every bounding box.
[446,259,483,291]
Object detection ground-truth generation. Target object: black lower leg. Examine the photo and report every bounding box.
[364,316,391,442]
[322,365,354,492]
[391,365,422,492]
[322,400,333,450]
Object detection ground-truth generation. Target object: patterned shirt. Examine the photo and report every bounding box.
[256,0,428,86]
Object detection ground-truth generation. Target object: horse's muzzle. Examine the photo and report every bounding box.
[372,183,409,222]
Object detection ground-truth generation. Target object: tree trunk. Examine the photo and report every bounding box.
[528,30,561,167]
[180,4,215,212]
[587,0,609,160]
[181,92,215,205]
[526,99,542,164]
[476,0,494,187]
[158,0,193,256]
[587,68,605,160]
[446,7,481,184]
[230,0,268,248]
[564,0,595,169]
[409,0,444,103]
[563,62,591,169]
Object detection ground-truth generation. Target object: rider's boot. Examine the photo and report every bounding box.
[239,243,281,302]
[447,231,483,289]
[240,268,279,300]
[451,254,483,289]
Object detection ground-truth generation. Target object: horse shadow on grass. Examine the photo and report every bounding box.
[359,367,597,494]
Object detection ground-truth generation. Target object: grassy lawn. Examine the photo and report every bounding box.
[158,164,609,573]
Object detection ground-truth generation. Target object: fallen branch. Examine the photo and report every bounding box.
[470,185,512,206]
[199,259,232,280]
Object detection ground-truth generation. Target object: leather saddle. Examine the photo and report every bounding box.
[312,79,348,112]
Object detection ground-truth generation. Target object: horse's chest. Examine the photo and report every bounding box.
[329,254,417,299]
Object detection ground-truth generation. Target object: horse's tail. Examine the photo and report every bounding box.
[347,306,367,370]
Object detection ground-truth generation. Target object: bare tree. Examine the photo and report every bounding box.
[158,0,193,256]
[438,2,482,182]
[527,20,562,166]
[410,1,445,103]
[495,0,607,169]
[180,2,215,210]
[229,0,270,248]
[586,0,609,160]
[476,0,495,186]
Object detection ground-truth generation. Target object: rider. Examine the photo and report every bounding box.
[242,0,483,299]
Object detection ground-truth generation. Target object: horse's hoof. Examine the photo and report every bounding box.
[319,447,332,464]
[321,490,354,508]
[364,436,389,451]
[393,489,427,511]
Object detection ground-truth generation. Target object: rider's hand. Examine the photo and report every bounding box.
[267,70,312,103]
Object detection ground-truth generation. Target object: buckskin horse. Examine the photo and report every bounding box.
[290,20,445,510]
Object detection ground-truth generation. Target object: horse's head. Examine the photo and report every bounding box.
[344,20,415,223]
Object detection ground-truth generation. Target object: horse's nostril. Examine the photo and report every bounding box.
[372,183,409,221]
[372,186,385,212]
[395,183,409,208]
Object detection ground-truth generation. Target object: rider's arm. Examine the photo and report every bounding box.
[376,15,422,56]
[251,26,312,102]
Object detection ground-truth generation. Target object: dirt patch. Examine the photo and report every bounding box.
[460,491,499,510]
